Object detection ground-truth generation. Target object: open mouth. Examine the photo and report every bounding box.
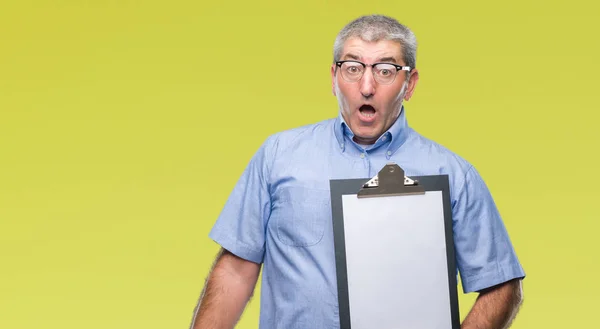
[358,104,376,122]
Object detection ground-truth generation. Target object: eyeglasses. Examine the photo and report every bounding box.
[335,60,411,85]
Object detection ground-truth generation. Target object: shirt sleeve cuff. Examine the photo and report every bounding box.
[208,229,265,264]
[461,262,526,293]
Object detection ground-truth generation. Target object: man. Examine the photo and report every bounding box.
[190,14,525,329]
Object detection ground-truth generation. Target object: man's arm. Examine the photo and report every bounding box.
[190,248,261,329]
[461,278,524,329]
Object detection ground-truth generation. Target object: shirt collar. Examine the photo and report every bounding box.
[333,105,411,157]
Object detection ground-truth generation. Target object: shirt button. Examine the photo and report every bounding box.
[387,151,392,156]
[382,136,387,141]
[360,153,365,158]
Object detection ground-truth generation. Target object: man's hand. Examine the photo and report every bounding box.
[461,278,524,329]
[189,248,261,329]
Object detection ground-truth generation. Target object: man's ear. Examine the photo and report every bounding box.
[404,69,419,101]
[331,64,337,96]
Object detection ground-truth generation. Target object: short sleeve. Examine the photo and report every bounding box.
[452,166,526,293]
[208,136,275,264]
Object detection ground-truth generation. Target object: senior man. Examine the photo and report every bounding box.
[190,14,525,329]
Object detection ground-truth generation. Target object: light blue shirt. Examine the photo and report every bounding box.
[208,106,525,329]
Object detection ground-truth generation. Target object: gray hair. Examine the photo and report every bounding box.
[333,15,417,72]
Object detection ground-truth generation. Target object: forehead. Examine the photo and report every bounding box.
[341,37,403,63]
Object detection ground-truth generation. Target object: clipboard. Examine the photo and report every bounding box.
[329,163,461,329]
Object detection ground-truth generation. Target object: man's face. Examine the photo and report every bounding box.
[331,37,419,145]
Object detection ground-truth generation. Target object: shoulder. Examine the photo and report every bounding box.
[402,128,492,206]
[407,129,474,178]
[261,118,336,155]
[268,118,335,144]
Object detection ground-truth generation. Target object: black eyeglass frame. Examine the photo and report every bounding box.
[335,60,412,84]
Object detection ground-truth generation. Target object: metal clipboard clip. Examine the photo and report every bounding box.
[357,162,425,198]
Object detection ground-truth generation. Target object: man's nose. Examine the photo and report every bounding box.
[360,69,376,98]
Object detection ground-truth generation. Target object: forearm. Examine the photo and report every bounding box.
[191,255,260,329]
[461,279,523,329]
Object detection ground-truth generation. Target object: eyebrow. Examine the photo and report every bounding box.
[377,56,398,63]
[341,53,400,64]
[342,53,361,61]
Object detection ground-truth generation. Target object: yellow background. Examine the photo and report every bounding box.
[1,0,598,328]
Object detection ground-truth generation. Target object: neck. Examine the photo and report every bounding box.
[353,135,376,145]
